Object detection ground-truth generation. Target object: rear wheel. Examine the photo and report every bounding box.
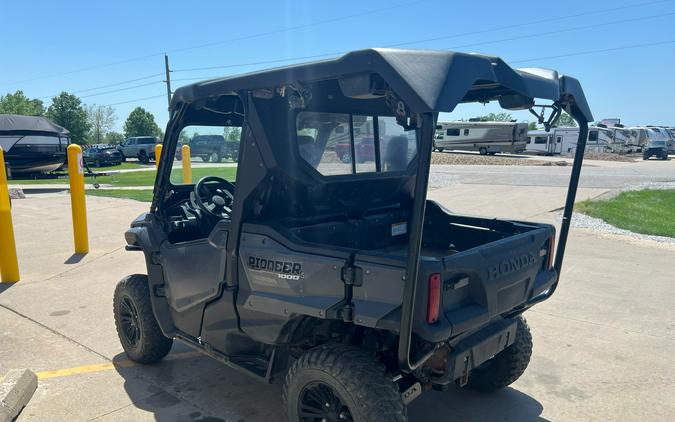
[138,151,150,164]
[463,316,532,392]
[479,147,487,155]
[340,152,352,164]
[202,155,211,162]
[284,343,406,422]
[113,274,173,364]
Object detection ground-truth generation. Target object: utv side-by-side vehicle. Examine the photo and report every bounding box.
[114,48,592,421]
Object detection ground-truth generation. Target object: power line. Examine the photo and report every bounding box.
[20,0,673,107]
[102,94,165,107]
[173,0,675,72]
[78,81,163,99]
[77,39,675,110]
[172,52,341,73]
[171,76,223,82]
[168,0,425,55]
[511,39,675,63]
[447,11,675,51]
[67,9,671,100]
[37,73,163,99]
[387,0,674,48]
[0,0,425,88]
[2,54,165,88]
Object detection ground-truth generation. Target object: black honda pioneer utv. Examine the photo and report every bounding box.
[114,49,592,421]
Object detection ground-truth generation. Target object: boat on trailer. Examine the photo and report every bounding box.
[0,114,70,175]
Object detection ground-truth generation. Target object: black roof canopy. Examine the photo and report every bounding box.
[0,114,70,137]
[171,48,593,122]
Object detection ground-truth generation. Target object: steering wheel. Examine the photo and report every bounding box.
[192,176,235,219]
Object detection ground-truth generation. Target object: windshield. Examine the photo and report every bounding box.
[648,140,667,147]
[296,112,417,176]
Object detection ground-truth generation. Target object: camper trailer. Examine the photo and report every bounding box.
[434,121,528,155]
[609,125,638,154]
[526,128,579,155]
[0,114,70,175]
[585,126,614,153]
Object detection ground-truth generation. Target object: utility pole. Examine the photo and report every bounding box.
[164,54,172,112]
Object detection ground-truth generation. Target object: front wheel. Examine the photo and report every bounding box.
[479,147,488,155]
[284,344,406,422]
[113,274,173,364]
[209,151,221,163]
[463,316,532,392]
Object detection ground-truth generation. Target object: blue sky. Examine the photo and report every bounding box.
[1,0,674,131]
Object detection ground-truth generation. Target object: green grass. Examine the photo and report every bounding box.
[576,189,675,238]
[92,162,154,171]
[86,189,154,202]
[10,167,237,187]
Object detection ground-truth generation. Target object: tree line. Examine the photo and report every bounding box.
[0,90,163,145]
[469,112,577,129]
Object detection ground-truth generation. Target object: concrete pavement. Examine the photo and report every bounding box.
[0,177,674,421]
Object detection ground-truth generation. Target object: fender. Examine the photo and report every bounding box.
[124,213,177,337]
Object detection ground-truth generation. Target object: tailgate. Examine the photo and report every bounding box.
[415,226,556,342]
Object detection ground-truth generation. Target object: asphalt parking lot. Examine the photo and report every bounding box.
[1,158,674,421]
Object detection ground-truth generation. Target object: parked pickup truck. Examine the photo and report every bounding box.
[176,135,239,162]
[116,136,159,164]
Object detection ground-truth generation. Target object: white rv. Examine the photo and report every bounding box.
[586,127,615,153]
[526,128,579,155]
[434,121,528,155]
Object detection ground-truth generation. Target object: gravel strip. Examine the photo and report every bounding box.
[430,152,567,166]
[587,182,675,201]
[570,212,675,245]
[582,152,638,162]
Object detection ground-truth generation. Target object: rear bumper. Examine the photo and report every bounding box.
[432,318,517,385]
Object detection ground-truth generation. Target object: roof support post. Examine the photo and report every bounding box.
[528,116,588,307]
[398,112,436,372]
[554,118,588,275]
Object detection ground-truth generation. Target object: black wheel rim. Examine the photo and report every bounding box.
[298,382,353,422]
[119,296,141,348]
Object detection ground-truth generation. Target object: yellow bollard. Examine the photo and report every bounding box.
[0,147,20,282]
[67,144,89,254]
[155,144,162,169]
[182,145,192,184]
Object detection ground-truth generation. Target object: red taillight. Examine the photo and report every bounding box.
[427,273,441,324]
[547,234,555,270]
